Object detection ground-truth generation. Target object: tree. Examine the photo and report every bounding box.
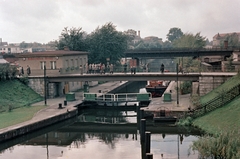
[166,27,183,43]
[56,27,88,51]
[173,32,206,48]
[87,22,129,64]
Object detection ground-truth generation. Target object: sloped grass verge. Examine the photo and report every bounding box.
[200,73,240,104]
[0,80,43,112]
[0,105,46,129]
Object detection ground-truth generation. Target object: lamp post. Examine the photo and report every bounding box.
[44,65,47,105]
[176,63,179,106]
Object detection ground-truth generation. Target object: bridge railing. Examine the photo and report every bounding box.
[24,65,239,76]
[83,93,152,102]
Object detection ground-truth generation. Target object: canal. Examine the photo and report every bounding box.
[0,82,201,159]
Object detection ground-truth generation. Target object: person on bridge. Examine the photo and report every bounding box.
[27,65,31,76]
[160,63,164,73]
[110,64,114,74]
[79,65,83,75]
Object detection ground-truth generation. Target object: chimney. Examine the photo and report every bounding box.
[64,46,69,51]
[138,31,140,37]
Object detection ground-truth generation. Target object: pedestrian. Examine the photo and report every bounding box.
[85,63,88,74]
[124,63,127,73]
[110,64,113,74]
[21,66,24,76]
[27,65,31,76]
[160,63,164,73]
[79,65,83,75]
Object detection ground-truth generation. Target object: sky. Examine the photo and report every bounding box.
[0,0,240,44]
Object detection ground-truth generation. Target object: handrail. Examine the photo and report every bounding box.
[83,92,152,102]
[188,83,240,118]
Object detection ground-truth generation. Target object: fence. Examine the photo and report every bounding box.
[188,84,240,118]
[83,93,152,103]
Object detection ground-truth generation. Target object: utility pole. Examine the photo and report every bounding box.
[44,65,47,105]
[176,63,179,106]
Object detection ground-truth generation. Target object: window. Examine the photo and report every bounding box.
[50,61,57,69]
[40,61,46,69]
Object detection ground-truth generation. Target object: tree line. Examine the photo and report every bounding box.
[55,22,208,65]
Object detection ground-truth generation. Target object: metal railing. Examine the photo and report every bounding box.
[187,84,240,118]
[83,92,152,102]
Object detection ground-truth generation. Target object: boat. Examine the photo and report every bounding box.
[145,80,168,97]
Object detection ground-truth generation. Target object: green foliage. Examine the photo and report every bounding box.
[87,22,129,64]
[0,80,43,112]
[166,27,183,43]
[191,131,240,159]
[56,27,88,51]
[177,116,193,126]
[180,81,192,94]
[0,63,17,80]
[200,75,240,104]
[18,76,29,85]
[173,32,206,48]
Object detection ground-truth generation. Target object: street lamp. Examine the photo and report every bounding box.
[176,63,179,106]
[44,65,47,105]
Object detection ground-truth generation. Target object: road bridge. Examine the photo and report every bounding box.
[29,72,237,82]
[124,48,235,58]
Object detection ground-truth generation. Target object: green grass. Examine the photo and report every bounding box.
[200,73,240,104]
[0,105,46,129]
[193,96,240,135]
[0,80,43,112]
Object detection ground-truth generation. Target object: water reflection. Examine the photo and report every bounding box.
[78,109,137,124]
[0,107,202,159]
[0,129,199,159]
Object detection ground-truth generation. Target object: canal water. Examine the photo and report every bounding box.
[0,82,201,159]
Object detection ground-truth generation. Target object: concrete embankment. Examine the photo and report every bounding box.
[0,81,129,142]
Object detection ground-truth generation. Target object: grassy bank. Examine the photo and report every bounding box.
[0,79,43,112]
[200,73,240,104]
[193,96,240,135]
[0,105,46,129]
[0,79,44,129]
[190,74,240,158]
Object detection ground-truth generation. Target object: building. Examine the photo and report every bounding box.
[15,48,89,98]
[213,32,240,46]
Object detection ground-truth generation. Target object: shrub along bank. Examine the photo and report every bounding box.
[188,73,240,158]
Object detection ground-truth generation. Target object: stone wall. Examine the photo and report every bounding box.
[199,76,231,96]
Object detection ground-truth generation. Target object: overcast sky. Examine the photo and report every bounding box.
[0,0,240,44]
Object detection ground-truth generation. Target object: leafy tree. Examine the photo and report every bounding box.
[87,22,129,64]
[166,27,183,43]
[56,27,88,51]
[173,32,206,48]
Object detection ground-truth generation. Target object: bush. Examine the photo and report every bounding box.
[191,131,240,159]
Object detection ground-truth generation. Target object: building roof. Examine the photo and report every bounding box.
[15,50,89,58]
[213,32,240,39]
